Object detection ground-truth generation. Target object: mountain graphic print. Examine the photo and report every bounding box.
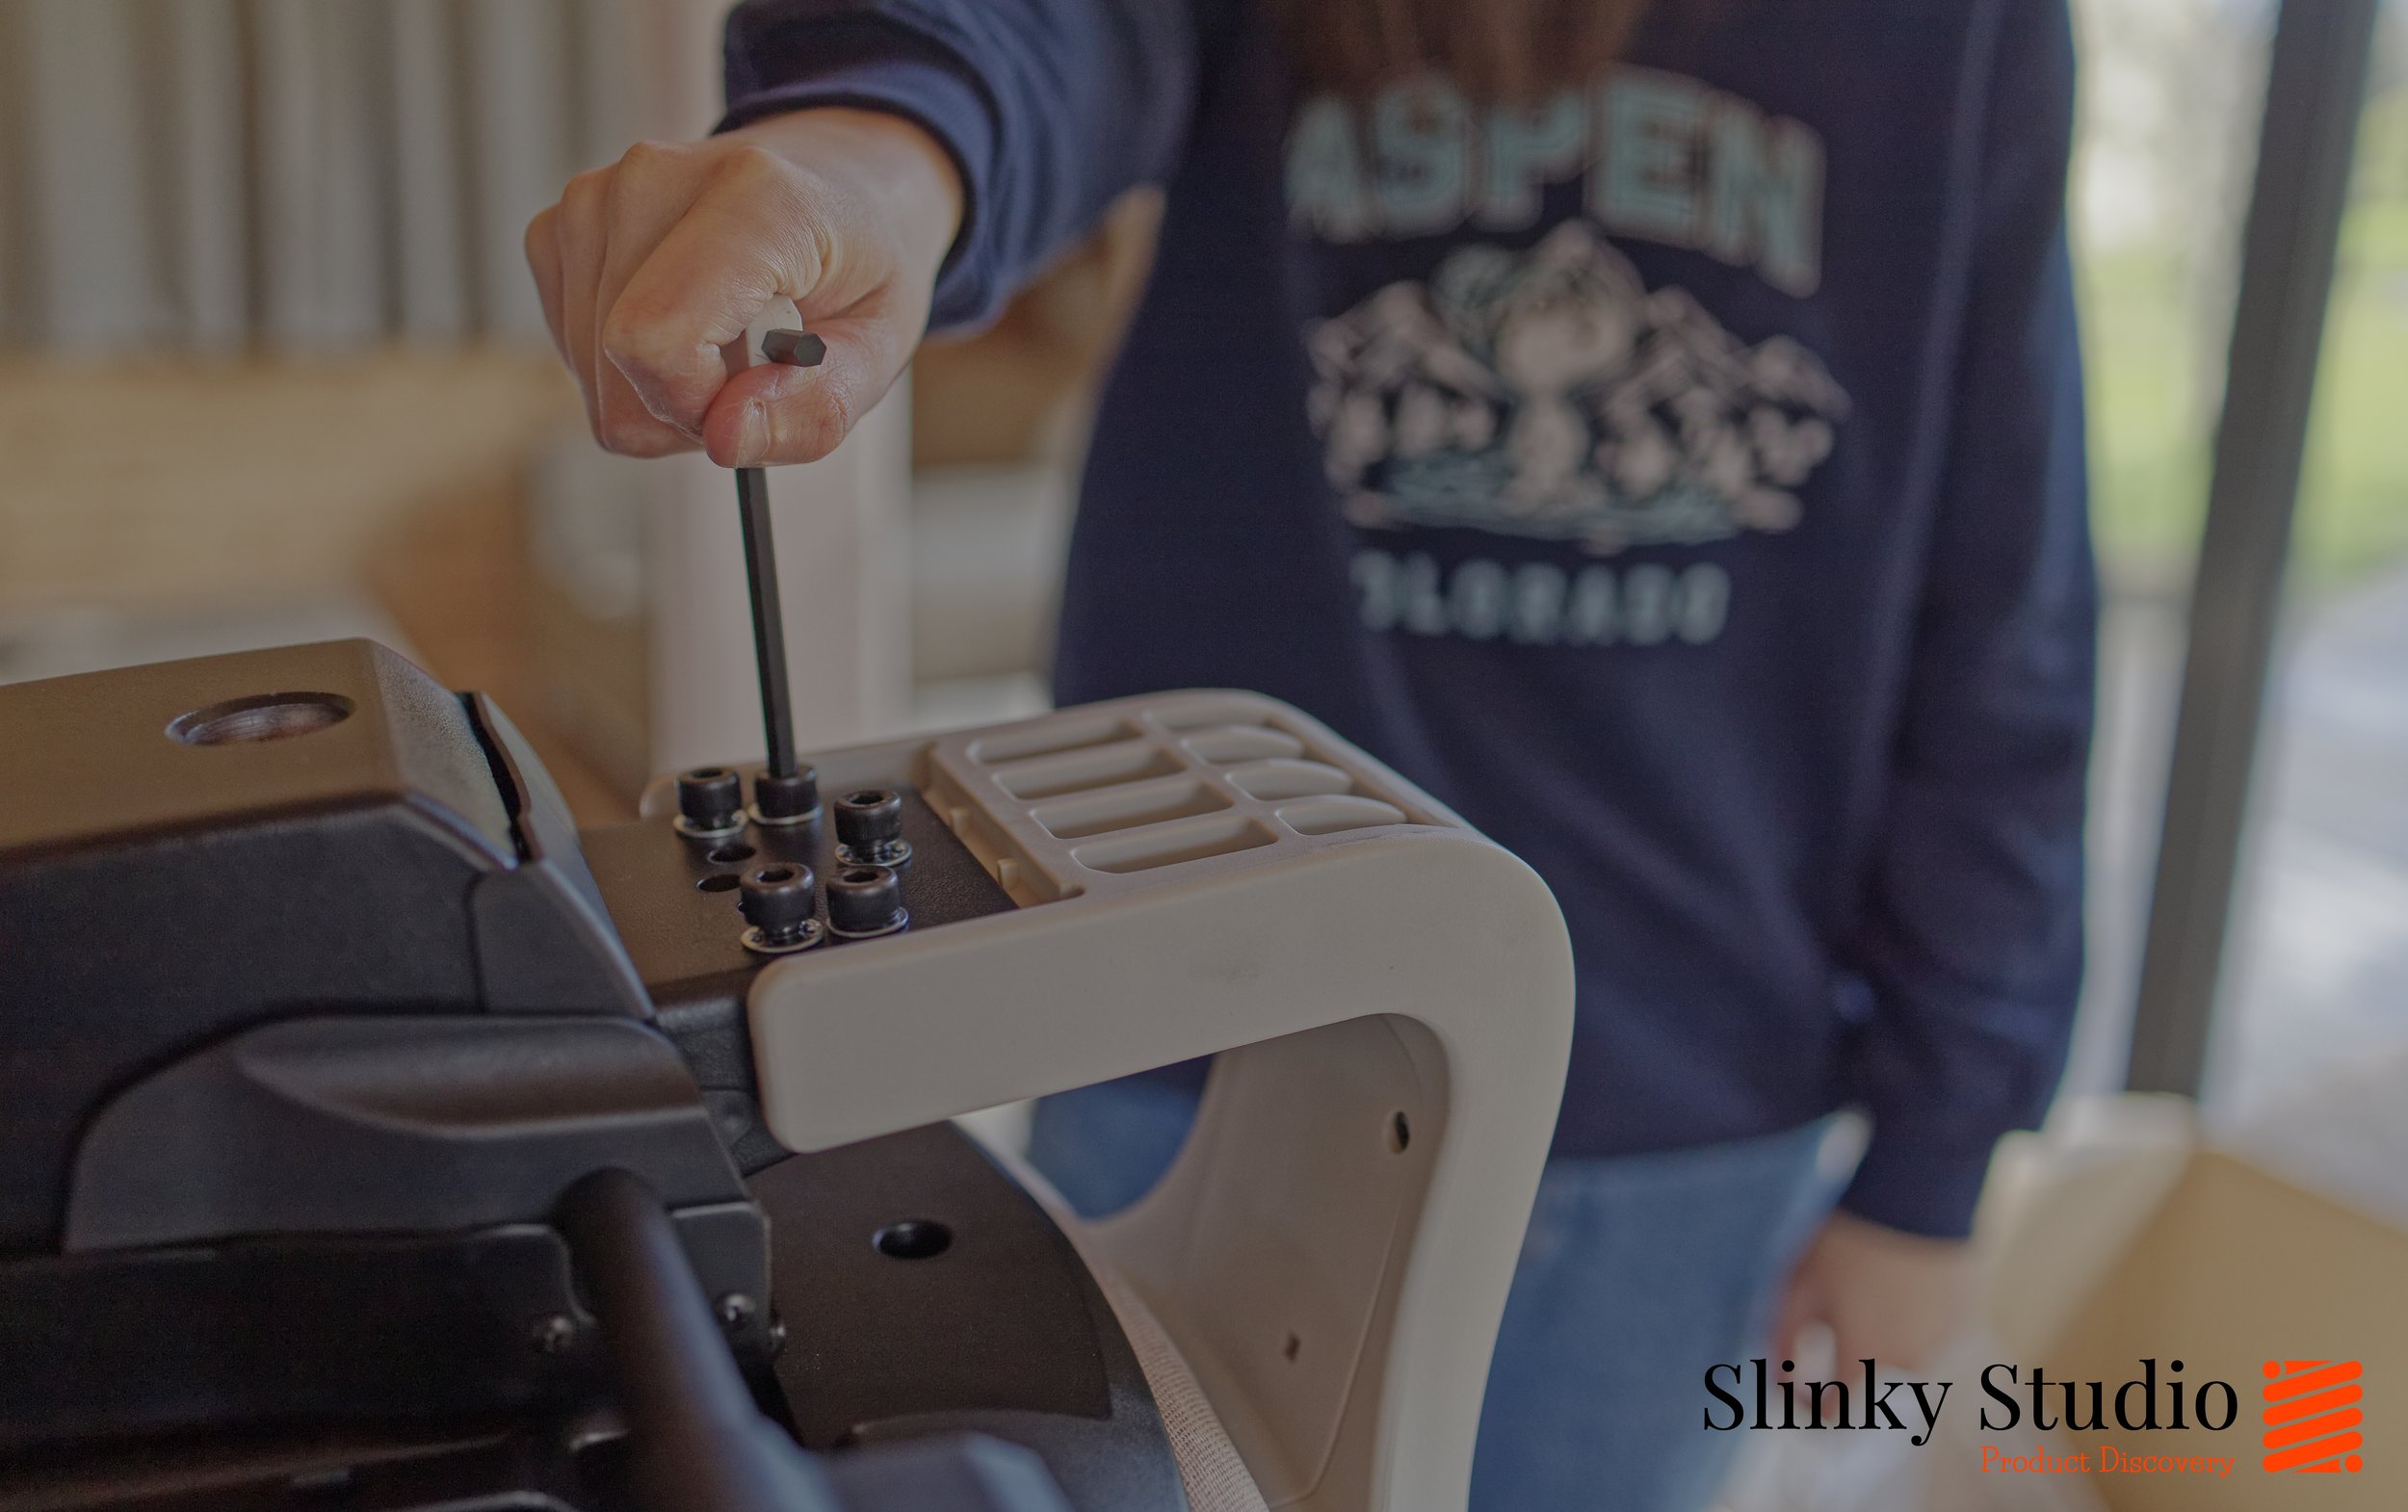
[1307,222,1851,555]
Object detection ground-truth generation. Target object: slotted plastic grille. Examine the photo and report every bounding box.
[914,691,1446,905]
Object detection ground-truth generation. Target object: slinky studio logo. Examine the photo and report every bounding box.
[2261,1359,2365,1474]
[1703,1355,2369,1482]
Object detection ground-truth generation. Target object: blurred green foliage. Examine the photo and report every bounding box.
[2081,85,2408,592]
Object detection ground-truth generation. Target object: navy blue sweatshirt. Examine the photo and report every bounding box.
[722,0,2095,1238]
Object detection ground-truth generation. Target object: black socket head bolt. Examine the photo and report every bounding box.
[833,788,911,867]
[674,767,746,840]
[738,863,823,954]
[749,763,821,827]
[825,863,907,939]
[761,327,826,367]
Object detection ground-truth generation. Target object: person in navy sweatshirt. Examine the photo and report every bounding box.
[527,1,2094,1505]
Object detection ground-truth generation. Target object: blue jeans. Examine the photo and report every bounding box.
[1026,1080,1845,1512]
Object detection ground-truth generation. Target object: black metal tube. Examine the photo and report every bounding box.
[558,1169,828,1512]
[736,466,800,781]
[2125,0,2381,1096]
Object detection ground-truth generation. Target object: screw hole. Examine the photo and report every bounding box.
[707,843,756,864]
[752,866,798,885]
[872,1219,953,1260]
[845,789,888,806]
[1387,1111,1411,1153]
[687,767,729,781]
[168,692,353,745]
[696,873,741,893]
[841,867,881,884]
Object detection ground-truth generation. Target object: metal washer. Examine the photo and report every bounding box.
[747,803,820,829]
[827,908,908,942]
[742,920,824,955]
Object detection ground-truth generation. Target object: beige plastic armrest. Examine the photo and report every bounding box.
[736,691,1575,1512]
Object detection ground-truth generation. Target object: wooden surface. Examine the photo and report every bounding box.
[0,347,635,822]
[0,349,573,609]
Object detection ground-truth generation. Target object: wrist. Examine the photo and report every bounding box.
[1839,1121,2001,1240]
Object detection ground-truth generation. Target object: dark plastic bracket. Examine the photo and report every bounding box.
[65,1015,751,1253]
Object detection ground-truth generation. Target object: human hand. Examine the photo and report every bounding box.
[1770,1210,1975,1373]
[524,109,962,466]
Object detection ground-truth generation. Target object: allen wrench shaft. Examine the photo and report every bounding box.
[729,318,825,783]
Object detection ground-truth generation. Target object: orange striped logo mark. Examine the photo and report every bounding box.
[2261,1360,2364,1473]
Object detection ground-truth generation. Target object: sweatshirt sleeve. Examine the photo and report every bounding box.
[1837,0,2097,1239]
[719,0,1205,330]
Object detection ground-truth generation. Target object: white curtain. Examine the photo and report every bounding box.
[0,0,726,353]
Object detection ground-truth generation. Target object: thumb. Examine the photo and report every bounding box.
[698,296,915,467]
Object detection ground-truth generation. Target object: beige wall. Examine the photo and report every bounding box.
[0,0,735,353]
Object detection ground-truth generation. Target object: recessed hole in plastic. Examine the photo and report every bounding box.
[1276,795,1409,836]
[967,715,1141,765]
[1182,725,1308,765]
[1033,776,1234,840]
[993,741,1185,799]
[1226,759,1354,802]
[1071,814,1278,873]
